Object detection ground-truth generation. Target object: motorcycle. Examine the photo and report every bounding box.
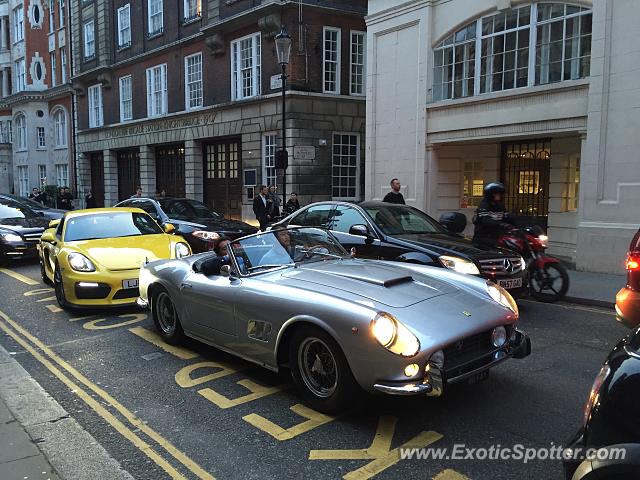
[497,225,569,303]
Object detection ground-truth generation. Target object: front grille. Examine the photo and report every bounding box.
[75,283,111,299]
[443,328,505,379]
[113,287,140,300]
[478,256,523,276]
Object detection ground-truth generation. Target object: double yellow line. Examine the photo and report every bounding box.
[0,309,214,480]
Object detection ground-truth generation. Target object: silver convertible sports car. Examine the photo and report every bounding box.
[138,227,531,413]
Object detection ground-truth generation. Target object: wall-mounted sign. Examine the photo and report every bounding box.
[294,146,315,160]
[244,168,257,186]
[270,75,283,90]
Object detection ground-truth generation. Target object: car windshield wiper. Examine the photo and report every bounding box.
[298,249,344,260]
[246,264,294,273]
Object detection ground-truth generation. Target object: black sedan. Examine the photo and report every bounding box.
[115,197,257,253]
[0,199,50,263]
[563,327,640,479]
[274,201,527,295]
[0,193,66,220]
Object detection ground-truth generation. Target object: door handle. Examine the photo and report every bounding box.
[180,282,193,290]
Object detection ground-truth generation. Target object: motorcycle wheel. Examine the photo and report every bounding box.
[530,262,570,303]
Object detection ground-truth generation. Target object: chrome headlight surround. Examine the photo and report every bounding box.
[0,232,22,242]
[370,312,420,357]
[486,281,519,316]
[175,242,191,259]
[68,252,96,272]
[439,255,480,275]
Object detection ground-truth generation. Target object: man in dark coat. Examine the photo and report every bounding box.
[382,178,406,204]
[252,185,270,231]
[472,182,515,247]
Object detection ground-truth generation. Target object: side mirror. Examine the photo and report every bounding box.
[48,219,61,229]
[36,211,45,216]
[163,223,176,234]
[438,212,467,234]
[220,264,232,277]
[41,231,56,243]
[349,224,370,237]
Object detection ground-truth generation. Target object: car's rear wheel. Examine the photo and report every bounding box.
[53,263,68,309]
[152,287,185,345]
[289,326,358,414]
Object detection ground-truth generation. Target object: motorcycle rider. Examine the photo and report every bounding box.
[472,182,516,248]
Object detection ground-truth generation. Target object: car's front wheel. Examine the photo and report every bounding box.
[53,263,68,309]
[289,326,358,414]
[152,287,185,345]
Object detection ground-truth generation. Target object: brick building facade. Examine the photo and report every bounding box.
[72,0,366,223]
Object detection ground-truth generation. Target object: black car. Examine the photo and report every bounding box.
[115,197,257,253]
[0,193,66,220]
[0,199,50,263]
[563,327,640,479]
[274,201,527,295]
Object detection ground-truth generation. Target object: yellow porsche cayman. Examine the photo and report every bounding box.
[38,208,191,309]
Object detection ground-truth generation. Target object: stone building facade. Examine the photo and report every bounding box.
[71,0,366,222]
[365,0,639,274]
[0,0,74,197]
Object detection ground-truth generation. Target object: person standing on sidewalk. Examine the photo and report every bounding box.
[267,185,281,220]
[253,185,270,231]
[383,178,406,204]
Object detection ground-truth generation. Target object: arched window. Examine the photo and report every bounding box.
[433,3,592,101]
[14,114,26,150]
[53,109,67,147]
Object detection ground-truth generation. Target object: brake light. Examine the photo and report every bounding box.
[627,253,640,271]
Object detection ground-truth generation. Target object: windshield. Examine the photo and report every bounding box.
[64,212,164,242]
[159,199,222,221]
[230,227,347,274]
[0,202,38,220]
[364,205,445,235]
[14,196,45,210]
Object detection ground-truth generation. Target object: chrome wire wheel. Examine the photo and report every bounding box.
[298,337,338,398]
[155,292,177,335]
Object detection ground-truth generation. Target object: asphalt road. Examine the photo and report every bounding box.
[0,259,630,480]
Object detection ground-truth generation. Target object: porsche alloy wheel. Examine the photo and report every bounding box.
[40,256,51,285]
[152,288,184,345]
[53,264,68,309]
[289,326,358,413]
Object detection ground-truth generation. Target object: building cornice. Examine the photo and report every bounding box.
[0,84,75,108]
[366,0,432,26]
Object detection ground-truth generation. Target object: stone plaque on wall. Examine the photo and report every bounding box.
[293,146,315,160]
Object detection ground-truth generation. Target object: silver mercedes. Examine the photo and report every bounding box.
[137,227,531,413]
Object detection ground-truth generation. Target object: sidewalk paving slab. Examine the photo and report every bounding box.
[566,269,626,308]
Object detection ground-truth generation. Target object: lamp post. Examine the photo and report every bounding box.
[274,26,292,206]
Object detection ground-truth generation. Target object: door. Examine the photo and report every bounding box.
[501,140,550,229]
[156,145,185,198]
[203,139,242,219]
[117,150,140,201]
[180,272,239,340]
[89,152,104,207]
[328,205,381,258]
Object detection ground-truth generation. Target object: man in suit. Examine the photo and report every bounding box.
[253,185,270,231]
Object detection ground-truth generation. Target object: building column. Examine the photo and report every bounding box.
[184,140,203,201]
[139,145,156,197]
[103,150,118,207]
[0,17,6,52]
[76,153,92,206]
[1,69,8,98]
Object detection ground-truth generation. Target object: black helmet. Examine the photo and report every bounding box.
[483,182,506,198]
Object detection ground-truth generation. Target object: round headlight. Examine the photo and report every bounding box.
[491,326,507,347]
[68,252,96,272]
[175,242,191,259]
[487,282,519,316]
[429,350,445,369]
[371,313,396,347]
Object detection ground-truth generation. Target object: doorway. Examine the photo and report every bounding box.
[117,150,140,201]
[156,144,185,198]
[89,152,104,207]
[203,138,242,219]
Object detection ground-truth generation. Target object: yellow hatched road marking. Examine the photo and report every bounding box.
[36,296,57,303]
[198,379,286,409]
[433,470,471,480]
[0,268,39,286]
[46,304,62,313]
[83,313,147,330]
[129,326,198,360]
[24,288,54,296]
[243,403,336,441]
[0,309,215,480]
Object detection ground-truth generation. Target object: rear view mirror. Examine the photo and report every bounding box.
[48,219,61,229]
[439,212,467,234]
[349,224,370,237]
[163,223,176,234]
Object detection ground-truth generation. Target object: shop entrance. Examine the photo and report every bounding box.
[202,138,242,219]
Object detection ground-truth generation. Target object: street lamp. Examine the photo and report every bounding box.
[274,25,292,206]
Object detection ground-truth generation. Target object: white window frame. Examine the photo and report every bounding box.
[184,53,203,110]
[59,0,65,27]
[331,132,360,201]
[17,166,29,197]
[60,49,67,83]
[38,165,47,186]
[183,0,201,21]
[262,133,277,188]
[117,4,131,48]
[119,75,133,122]
[50,52,57,87]
[87,84,103,128]
[37,126,46,149]
[349,30,366,96]
[147,0,163,36]
[15,115,27,151]
[49,0,55,30]
[55,164,68,188]
[323,27,341,94]
[84,21,95,59]
[14,58,26,92]
[53,109,67,147]
[13,6,24,43]
[230,32,261,101]
[146,64,167,118]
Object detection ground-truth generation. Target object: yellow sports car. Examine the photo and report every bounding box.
[38,208,191,309]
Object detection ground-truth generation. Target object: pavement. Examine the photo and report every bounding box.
[566,269,626,307]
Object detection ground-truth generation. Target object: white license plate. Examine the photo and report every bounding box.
[122,279,139,289]
[498,278,523,289]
